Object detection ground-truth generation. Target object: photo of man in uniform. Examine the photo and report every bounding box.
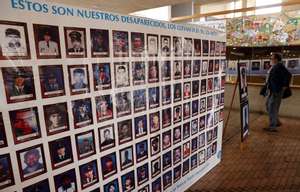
[148,61,159,83]
[120,147,133,170]
[183,38,192,56]
[9,107,40,144]
[93,63,111,90]
[66,29,85,55]
[149,87,160,109]
[39,65,65,98]
[194,39,201,56]
[54,169,77,192]
[72,99,93,128]
[34,24,60,57]
[118,119,133,145]
[174,60,182,79]
[49,137,73,169]
[76,131,95,159]
[115,62,130,88]
[69,66,89,94]
[173,37,182,56]
[79,161,98,188]
[147,34,158,56]
[150,136,160,156]
[18,146,45,179]
[116,92,131,117]
[95,95,113,122]
[161,61,171,81]
[121,171,135,192]
[136,140,148,162]
[134,115,147,138]
[161,36,170,56]
[162,85,171,105]
[91,29,109,57]
[44,103,68,135]
[104,179,119,192]
[101,153,117,179]
[113,30,129,57]
[99,125,115,151]
[137,163,149,185]
[131,32,144,56]
[132,62,145,85]
[133,89,146,112]
[0,23,28,57]
[2,67,35,103]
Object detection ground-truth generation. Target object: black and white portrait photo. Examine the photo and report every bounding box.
[64,27,87,57]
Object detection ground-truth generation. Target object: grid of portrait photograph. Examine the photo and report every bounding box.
[0,19,226,192]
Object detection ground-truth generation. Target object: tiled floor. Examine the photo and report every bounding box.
[188,110,300,192]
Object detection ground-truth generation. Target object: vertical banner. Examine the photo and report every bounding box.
[237,62,249,141]
[0,0,225,191]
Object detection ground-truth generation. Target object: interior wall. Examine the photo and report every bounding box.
[225,84,300,118]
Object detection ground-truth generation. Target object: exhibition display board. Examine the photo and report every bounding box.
[0,0,226,191]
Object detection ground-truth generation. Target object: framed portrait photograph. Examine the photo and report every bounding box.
[0,113,7,148]
[208,60,214,75]
[194,39,201,56]
[152,177,161,192]
[0,154,14,190]
[173,36,182,56]
[209,40,215,56]
[120,146,134,170]
[212,141,217,155]
[183,60,192,78]
[131,32,145,57]
[132,61,146,85]
[207,96,213,111]
[33,24,61,59]
[71,98,93,128]
[183,142,191,159]
[64,27,87,58]
[161,85,171,106]
[183,82,191,99]
[163,170,172,190]
[115,91,131,117]
[193,60,201,77]
[241,102,249,141]
[221,42,226,56]
[173,60,182,80]
[183,38,193,56]
[191,137,198,153]
[136,140,148,163]
[149,111,160,133]
[192,80,199,97]
[182,159,190,176]
[133,89,146,113]
[221,75,225,89]
[103,179,119,192]
[213,126,218,140]
[99,124,115,151]
[161,35,171,57]
[207,78,213,93]
[114,62,130,88]
[192,100,199,116]
[199,115,206,131]
[162,108,171,128]
[134,115,147,138]
[202,40,209,56]
[191,153,198,170]
[101,152,117,179]
[9,107,41,144]
[54,169,77,192]
[183,122,190,140]
[238,62,248,101]
[43,102,69,135]
[202,61,208,77]
[183,102,191,120]
[121,171,135,192]
[207,145,212,160]
[0,20,30,60]
[151,157,161,178]
[95,94,113,122]
[221,59,227,74]
[148,61,159,83]
[214,77,220,91]
[214,93,220,108]
[199,132,205,148]
[214,59,220,74]
[201,79,207,95]
[2,67,35,103]
[113,30,129,57]
[23,179,50,192]
[147,34,158,56]
[215,41,221,56]
[137,163,149,185]
[79,160,98,189]
[214,111,219,126]
[162,130,171,150]
[92,63,111,91]
[68,65,90,95]
[220,109,224,122]
[173,146,181,165]
[199,149,206,165]
[173,125,181,144]
[49,136,73,169]
[149,87,160,109]
[118,119,133,145]
[173,105,182,124]
[150,135,160,156]
[161,60,171,81]
[191,118,199,135]
[90,28,109,57]
[75,130,96,160]
[39,65,65,98]
[162,151,172,171]
[173,83,182,102]
[17,144,46,181]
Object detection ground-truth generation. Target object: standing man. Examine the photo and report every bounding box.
[264,53,291,132]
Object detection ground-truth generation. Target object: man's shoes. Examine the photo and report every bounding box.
[263,127,278,132]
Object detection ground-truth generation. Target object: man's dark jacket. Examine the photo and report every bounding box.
[268,62,291,93]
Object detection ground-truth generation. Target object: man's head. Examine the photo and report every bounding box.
[43,31,51,42]
[48,108,61,127]
[69,31,82,49]
[24,148,40,167]
[73,68,85,84]
[57,143,66,156]
[103,129,111,140]
[271,52,282,65]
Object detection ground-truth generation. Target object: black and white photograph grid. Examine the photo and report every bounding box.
[0,3,225,191]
